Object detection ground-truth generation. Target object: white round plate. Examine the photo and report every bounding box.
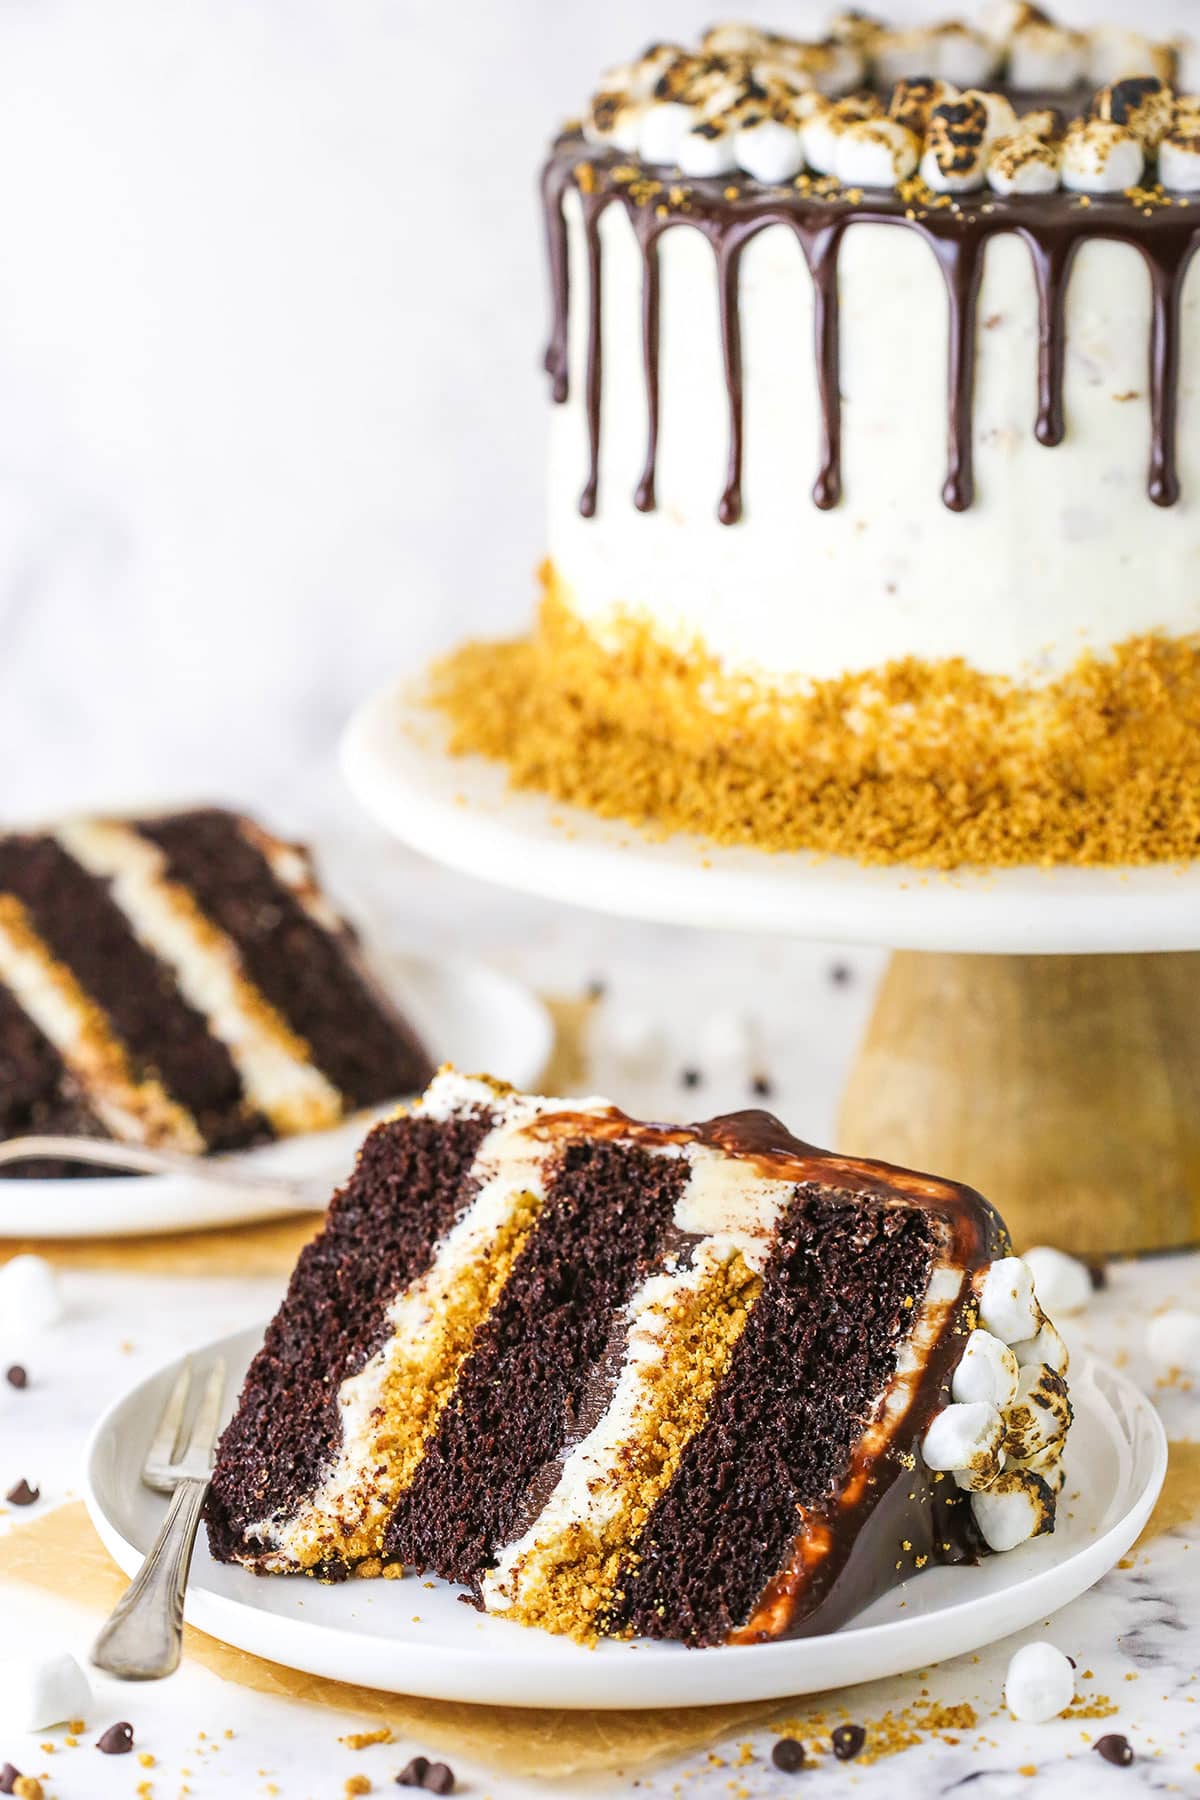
[84,1330,1165,1710]
[0,955,551,1240]
[342,678,1200,955]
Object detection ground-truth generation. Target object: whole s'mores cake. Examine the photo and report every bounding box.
[207,1070,1072,1646]
[432,5,1200,868]
[0,807,431,1170]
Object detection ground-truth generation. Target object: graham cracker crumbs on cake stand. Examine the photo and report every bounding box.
[428,573,1200,869]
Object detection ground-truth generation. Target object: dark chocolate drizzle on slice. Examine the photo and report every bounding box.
[542,135,1200,522]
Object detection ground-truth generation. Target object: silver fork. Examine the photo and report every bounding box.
[91,1358,227,1680]
[0,1135,331,1207]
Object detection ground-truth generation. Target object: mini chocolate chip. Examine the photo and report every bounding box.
[424,1764,455,1795]
[96,1722,134,1755]
[0,1765,20,1796]
[829,962,853,986]
[585,978,607,1001]
[681,1067,702,1088]
[831,1723,866,1761]
[751,1074,773,1098]
[1093,1734,1134,1767]
[5,1479,38,1506]
[4,1366,26,1390]
[397,1757,430,1789]
[771,1737,806,1772]
[1088,1260,1109,1291]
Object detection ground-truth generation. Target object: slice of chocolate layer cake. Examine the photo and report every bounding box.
[207,1070,1072,1646]
[0,808,431,1172]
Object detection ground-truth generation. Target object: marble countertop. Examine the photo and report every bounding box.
[0,839,1197,1800]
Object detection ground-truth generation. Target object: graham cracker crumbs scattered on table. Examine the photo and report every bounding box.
[429,573,1200,870]
[344,1778,372,1797]
[340,1729,393,1750]
[12,1780,43,1800]
[772,1699,980,1765]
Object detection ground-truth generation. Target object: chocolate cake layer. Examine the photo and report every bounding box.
[382,1137,685,1586]
[205,1109,491,1569]
[0,835,258,1152]
[0,981,106,1178]
[136,810,431,1108]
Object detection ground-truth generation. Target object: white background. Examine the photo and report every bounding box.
[0,0,1191,832]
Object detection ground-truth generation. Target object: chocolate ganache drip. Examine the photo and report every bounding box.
[542,136,1200,523]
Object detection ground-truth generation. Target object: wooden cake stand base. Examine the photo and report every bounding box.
[839,951,1200,1258]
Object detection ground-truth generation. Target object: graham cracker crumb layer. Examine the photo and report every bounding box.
[427,573,1200,870]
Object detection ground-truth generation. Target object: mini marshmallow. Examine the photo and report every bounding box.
[590,1007,667,1074]
[966,88,1019,145]
[1146,1307,1200,1373]
[700,23,770,57]
[1017,109,1060,140]
[971,1468,1055,1552]
[1061,119,1144,193]
[0,1650,92,1732]
[1012,1435,1067,1494]
[1179,40,1200,96]
[1094,76,1175,150]
[1087,27,1171,89]
[935,25,1001,90]
[988,131,1061,194]
[1002,1361,1072,1460]
[1004,1641,1076,1722]
[677,120,738,177]
[639,101,701,165]
[813,39,867,98]
[873,27,942,87]
[1024,1245,1092,1315]
[981,1,1050,48]
[952,1329,1021,1408]
[921,94,991,192]
[1011,1316,1069,1375]
[954,1450,1006,1493]
[803,94,883,175]
[1008,23,1087,93]
[834,117,919,187]
[735,115,806,183]
[625,45,687,101]
[584,92,646,154]
[1160,127,1200,192]
[0,1253,65,1334]
[977,1257,1040,1345]
[889,77,958,137]
[921,1399,1004,1481]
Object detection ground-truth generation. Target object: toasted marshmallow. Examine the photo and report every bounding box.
[989,130,1061,193]
[803,94,883,175]
[625,44,688,101]
[981,1,1053,47]
[0,1650,92,1731]
[1146,1307,1200,1373]
[835,117,920,187]
[1094,76,1175,150]
[0,1253,65,1334]
[1002,1362,1072,1460]
[1087,27,1172,88]
[1160,124,1200,191]
[1008,23,1087,93]
[935,24,1002,89]
[921,1399,1004,1483]
[1011,1316,1069,1375]
[700,23,771,58]
[921,94,990,191]
[977,1257,1040,1345]
[1012,1435,1067,1494]
[1023,1245,1092,1315]
[1017,108,1061,140]
[874,27,943,87]
[735,113,806,183]
[678,118,739,177]
[971,1468,1055,1552]
[968,89,1020,145]
[1061,118,1144,193]
[814,37,868,97]
[889,77,958,137]
[952,1329,1021,1408]
[1004,1641,1076,1722]
[639,100,702,165]
[584,91,646,154]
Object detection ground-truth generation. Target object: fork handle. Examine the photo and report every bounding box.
[91,1478,209,1680]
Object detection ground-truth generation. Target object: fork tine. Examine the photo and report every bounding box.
[145,1360,192,1478]
[185,1360,226,1463]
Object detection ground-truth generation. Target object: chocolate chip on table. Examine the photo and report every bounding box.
[424,1765,455,1796]
[829,962,853,986]
[681,1067,702,1089]
[1088,1260,1109,1291]
[751,1074,773,1098]
[4,1366,27,1390]
[770,1737,806,1772]
[96,1722,134,1755]
[4,1479,38,1506]
[1093,1734,1134,1766]
[397,1758,429,1789]
[0,1764,20,1796]
[831,1723,867,1761]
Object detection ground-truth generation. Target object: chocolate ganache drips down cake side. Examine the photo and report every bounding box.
[207,1069,1072,1646]
[432,5,1200,868]
[0,807,432,1170]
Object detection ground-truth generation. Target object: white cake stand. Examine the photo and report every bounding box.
[343,676,1200,1255]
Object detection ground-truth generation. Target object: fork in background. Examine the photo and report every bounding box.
[0,1134,331,1207]
[92,1357,226,1680]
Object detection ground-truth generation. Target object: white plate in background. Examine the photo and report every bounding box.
[85,1337,1165,1710]
[0,954,551,1238]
